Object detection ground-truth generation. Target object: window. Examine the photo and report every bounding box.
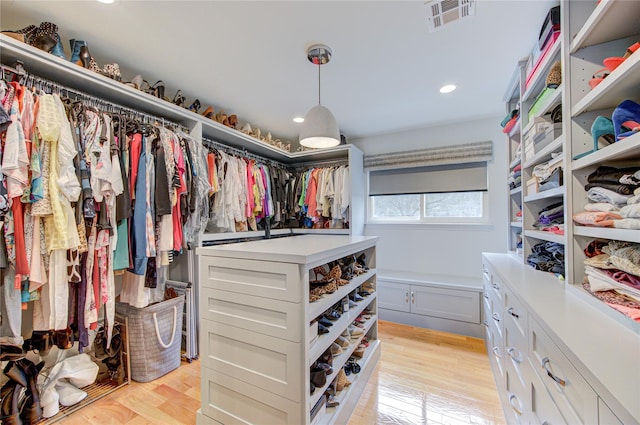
[369,191,486,223]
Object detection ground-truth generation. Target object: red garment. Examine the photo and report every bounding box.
[11,200,29,276]
[129,133,142,200]
[305,169,320,217]
[207,152,216,195]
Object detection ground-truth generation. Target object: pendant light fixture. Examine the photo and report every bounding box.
[299,44,340,149]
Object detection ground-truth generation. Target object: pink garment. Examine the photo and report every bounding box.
[129,134,142,201]
[573,211,622,227]
[305,169,320,218]
[96,229,110,304]
[172,147,187,252]
[245,160,255,218]
[606,302,640,322]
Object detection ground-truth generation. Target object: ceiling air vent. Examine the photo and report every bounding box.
[425,0,475,32]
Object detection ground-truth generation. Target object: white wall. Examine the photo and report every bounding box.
[351,117,508,279]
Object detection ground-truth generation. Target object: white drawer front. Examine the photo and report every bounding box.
[504,286,527,342]
[505,358,528,425]
[199,256,302,302]
[200,320,303,402]
[200,287,303,342]
[530,366,567,425]
[598,398,624,425]
[504,322,527,378]
[486,318,504,382]
[529,319,598,425]
[200,367,303,425]
[378,281,410,312]
[411,285,480,324]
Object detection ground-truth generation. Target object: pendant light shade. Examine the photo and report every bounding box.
[299,44,340,149]
[299,104,340,148]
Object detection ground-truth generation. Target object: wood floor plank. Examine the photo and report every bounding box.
[56,320,504,425]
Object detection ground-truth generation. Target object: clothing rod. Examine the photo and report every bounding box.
[294,158,349,169]
[202,137,287,169]
[1,62,189,132]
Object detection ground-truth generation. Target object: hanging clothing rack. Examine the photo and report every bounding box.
[1,62,190,133]
[294,158,349,170]
[202,137,287,170]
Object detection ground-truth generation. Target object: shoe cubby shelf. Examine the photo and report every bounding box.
[510,222,523,228]
[510,187,522,196]
[308,270,376,321]
[570,0,640,54]
[523,185,565,202]
[522,37,562,103]
[572,131,640,171]
[573,225,640,244]
[523,229,566,245]
[196,235,379,425]
[0,34,353,164]
[523,134,564,169]
[308,318,378,410]
[308,294,377,367]
[316,340,381,425]
[571,49,640,117]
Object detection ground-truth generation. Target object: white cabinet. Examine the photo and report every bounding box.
[196,235,379,425]
[377,275,481,337]
[483,253,640,425]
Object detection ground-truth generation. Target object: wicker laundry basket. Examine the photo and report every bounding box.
[115,295,184,382]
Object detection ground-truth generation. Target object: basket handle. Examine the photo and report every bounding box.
[153,306,177,349]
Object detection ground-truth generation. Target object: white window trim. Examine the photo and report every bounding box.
[366,192,489,225]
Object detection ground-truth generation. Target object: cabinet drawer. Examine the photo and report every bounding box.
[200,287,303,342]
[530,366,566,425]
[505,357,528,425]
[199,256,302,303]
[200,320,303,403]
[598,398,623,425]
[378,281,410,312]
[504,286,527,341]
[529,318,598,425]
[411,285,480,324]
[200,367,303,425]
[504,321,527,376]
[486,318,504,382]
[488,273,504,303]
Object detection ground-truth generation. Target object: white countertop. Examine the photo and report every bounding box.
[196,234,378,265]
[483,252,640,422]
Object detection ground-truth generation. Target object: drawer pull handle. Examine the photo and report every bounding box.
[491,282,499,290]
[405,291,409,303]
[509,394,523,416]
[542,357,566,387]
[492,313,501,322]
[492,347,502,358]
[483,293,489,300]
[507,307,519,319]
[411,291,415,304]
[541,422,550,425]
[483,320,489,327]
[507,347,522,364]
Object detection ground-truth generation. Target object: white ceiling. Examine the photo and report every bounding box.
[1,0,557,146]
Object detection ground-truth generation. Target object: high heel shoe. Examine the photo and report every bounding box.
[202,106,214,119]
[172,90,186,107]
[148,80,165,100]
[223,114,238,129]
[69,39,87,63]
[50,33,66,59]
[188,99,201,113]
[215,110,227,124]
[78,45,91,68]
[612,99,640,141]
[124,74,144,90]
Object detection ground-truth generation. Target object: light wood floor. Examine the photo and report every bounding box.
[57,321,505,425]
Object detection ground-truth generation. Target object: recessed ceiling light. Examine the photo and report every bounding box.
[293,117,305,123]
[96,0,114,4]
[439,84,456,94]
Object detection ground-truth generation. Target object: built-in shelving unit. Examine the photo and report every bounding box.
[196,235,379,425]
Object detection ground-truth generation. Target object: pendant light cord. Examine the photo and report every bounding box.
[317,62,321,105]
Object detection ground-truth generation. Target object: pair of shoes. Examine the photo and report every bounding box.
[603,41,640,72]
[1,358,45,424]
[324,308,341,321]
[352,345,365,358]
[318,317,333,328]
[350,292,364,302]
[23,330,54,355]
[6,22,58,52]
[334,368,351,391]
[0,343,25,361]
[147,80,165,100]
[318,323,330,334]
[612,99,640,141]
[343,358,360,375]
[325,392,340,408]
[335,335,350,349]
[349,325,364,337]
[202,106,215,119]
[172,90,186,107]
[330,342,343,356]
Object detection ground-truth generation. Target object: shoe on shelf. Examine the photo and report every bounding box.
[341,328,351,339]
[202,106,214,119]
[318,317,333,328]
[318,323,329,334]
[335,335,350,349]
[350,292,364,302]
[172,89,186,107]
[335,368,351,391]
[352,346,365,358]
[612,99,640,141]
[349,325,363,337]
[148,80,165,100]
[188,99,201,113]
[348,299,357,309]
[330,342,343,356]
